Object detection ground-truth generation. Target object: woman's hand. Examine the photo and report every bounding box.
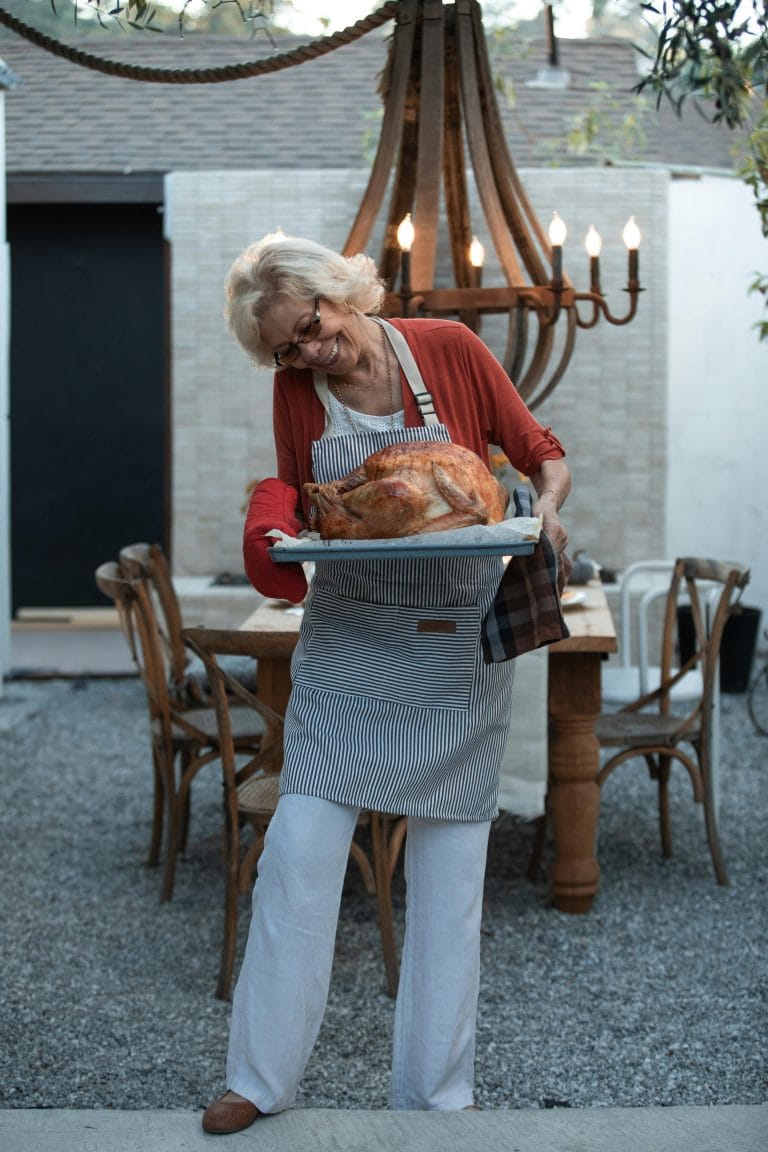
[534,501,569,555]
[530,460,571,556]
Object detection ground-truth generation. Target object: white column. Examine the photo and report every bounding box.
[0,90,11,697]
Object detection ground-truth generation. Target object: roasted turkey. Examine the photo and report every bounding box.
[304,440,509,540]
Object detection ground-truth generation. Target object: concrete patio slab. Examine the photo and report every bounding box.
[1,1105,766,1152]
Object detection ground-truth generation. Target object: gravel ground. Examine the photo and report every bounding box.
[0,675,766,1112]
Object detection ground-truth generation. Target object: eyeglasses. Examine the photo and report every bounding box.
[273,298,322,367]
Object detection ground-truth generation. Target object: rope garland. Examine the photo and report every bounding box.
[0,2,400,83]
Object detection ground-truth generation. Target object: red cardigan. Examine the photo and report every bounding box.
[271,318,565,522]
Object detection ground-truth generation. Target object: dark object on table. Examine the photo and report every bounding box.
[568,552,600,585]
[212,571,251,586]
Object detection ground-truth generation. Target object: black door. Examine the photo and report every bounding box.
[8,202,166,611]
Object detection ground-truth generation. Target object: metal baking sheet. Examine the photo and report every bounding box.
[271,539,536,562]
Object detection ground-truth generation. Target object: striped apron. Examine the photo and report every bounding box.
[280,320,516,822]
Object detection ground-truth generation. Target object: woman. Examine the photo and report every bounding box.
[202,232,570,1134]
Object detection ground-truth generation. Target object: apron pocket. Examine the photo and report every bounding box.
[293,588,479,710]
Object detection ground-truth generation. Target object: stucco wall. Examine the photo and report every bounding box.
[667,174,768,622]
[166,166,668,582]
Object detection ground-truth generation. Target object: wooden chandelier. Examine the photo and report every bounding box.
[342,0,641,410]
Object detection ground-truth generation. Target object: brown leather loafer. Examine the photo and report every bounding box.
[202,1091,262,1135]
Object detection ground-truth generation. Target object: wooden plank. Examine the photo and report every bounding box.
[455,2,523,285]
[520,309,577,409]
[469,0,550,282]
[441,16,472,288]
[343,0,417,259]
[411,1,445,289]
[381,284,577,315]
[382,118,420,289]
[505,307,529,385]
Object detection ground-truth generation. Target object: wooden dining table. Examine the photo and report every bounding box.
[241,579,616,914]
[546,583,617,912]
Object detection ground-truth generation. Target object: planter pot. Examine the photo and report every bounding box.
[677,604,762,694]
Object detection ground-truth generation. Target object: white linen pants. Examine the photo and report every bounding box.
[226,793,491,1112]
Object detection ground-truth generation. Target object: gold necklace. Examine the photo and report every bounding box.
[328,374,372,393]
[328,379,363,433]
[329,323,396,433]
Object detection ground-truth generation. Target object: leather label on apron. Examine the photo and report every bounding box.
[416,619,457,634]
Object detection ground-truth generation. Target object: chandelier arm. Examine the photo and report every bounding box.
[455,2,525,285]
[343,0,418,261]
[469,0,552,286]
[602,290,643,326]
[524,290,563,327]
[525,308,578,412]
[504,307,530,386]
[572,297,602,330]
[570,289,643,328]
[411,2,446,289]
[514,318,557,405]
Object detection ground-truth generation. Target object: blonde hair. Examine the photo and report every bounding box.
[225,232,387,366]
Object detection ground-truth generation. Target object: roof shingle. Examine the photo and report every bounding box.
[0,27,748,182]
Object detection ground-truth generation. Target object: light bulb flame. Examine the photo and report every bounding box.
[397,212,415,253]
[548,211,567,247]
[469,235,485,268]
[622,216,641,250]
[585,225,602,258]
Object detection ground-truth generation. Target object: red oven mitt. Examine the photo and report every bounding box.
[242,478,308,603]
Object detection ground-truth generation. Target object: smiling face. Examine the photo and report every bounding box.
[260,295,369,377]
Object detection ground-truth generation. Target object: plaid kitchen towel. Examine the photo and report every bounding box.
[481,487,571,663]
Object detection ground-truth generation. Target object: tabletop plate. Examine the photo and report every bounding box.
[561,589,588,609]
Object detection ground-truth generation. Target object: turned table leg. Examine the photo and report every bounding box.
[547,650,602,913]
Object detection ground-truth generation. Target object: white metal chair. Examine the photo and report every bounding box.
[602,561,704,706]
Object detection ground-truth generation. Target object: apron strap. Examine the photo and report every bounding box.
[313,371,331,417]
[312,316,439,427]
[375,318,439,426]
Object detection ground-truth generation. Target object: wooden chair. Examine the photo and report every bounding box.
[595,557,750,885]
[120,541,258,710]
[94,562,267,903]
[183,625,407,1001]
[118,542,212,706]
